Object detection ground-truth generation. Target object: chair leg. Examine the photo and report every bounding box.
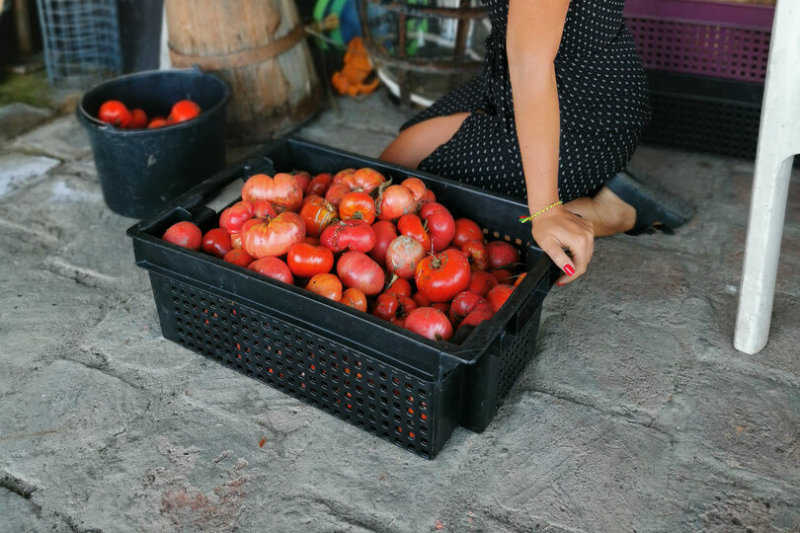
[734,153,795,354]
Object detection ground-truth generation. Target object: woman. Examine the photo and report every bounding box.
[380,0,692,286]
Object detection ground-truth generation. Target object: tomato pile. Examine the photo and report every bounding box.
[97,98,202,129]
[161,168,528,342]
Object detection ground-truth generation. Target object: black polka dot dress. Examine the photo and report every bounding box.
[401,0,651,203]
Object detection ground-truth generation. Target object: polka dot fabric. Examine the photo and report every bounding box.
[402,0,651,203]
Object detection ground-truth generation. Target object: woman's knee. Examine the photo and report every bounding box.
[380,113,469,168]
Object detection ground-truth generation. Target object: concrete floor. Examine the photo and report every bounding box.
[1,88,798,533]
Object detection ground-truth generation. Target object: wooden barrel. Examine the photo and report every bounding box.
[166,0,322,143]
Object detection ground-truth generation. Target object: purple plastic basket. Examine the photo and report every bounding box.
[624,0,775,83]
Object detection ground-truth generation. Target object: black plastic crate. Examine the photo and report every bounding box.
[642,70,764,160]
[127,137,558,459]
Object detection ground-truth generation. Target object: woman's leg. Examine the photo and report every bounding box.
[380,112,470,169]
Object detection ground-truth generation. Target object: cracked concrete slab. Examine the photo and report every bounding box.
[0,102,55,141]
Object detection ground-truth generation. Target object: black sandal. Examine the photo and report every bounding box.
[605,169,695,235]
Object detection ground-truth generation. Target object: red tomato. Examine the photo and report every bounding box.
[306,173,333,197]
[385,235,426,280]
[336,251,385,296]
[129,108,148,129]
[486,284,515,312]
[418,201,447,220]
[397,214,431,252]
[219,201,254,233]
[385,277,412,298]
[286,242,334,278]
[373,293,417,326]
[324,183,350,208]
[292,170,312,193]
[201,228,233,258]
[458,305,494,330]
[419,188,436,205]
[449,291,493,327]
[404,307,453,342]
[514,272,527,287]
[468,270,498,297]
[487,240,521,270]
[452,218,485,248]
[400,177,426,204]
[377,184,416,221]
[249,257,294,285]
[98,100,132,128]
[147,117,169,129]
[223,247,254,268]
[338,191,376,224]
[491,268,515,284]
[251,200,277,220]
[319,219,376,253]
[299,195,337,238]
[414,249,472,303]
[369,220,398,265]
[169,99,201,123]
[334,167,387,193]
[230,218,260,249]
[422,206,455,252]
[340,288,368,312]
[242,173,303,213]
[461,239,489,271]
[306,273,343,302]
[162,221,202,250]
[243,211,306,258]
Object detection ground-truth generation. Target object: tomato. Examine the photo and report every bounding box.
[373,293,417,326]
[336,251,385,296]
[419,188,436,205]
[306,273,343,302]
[147,117,169,129]
[414,249,471,303]
[458,305,494,330]
[385,277,412,298]
[129,108,148,129]
[201,227,233,258]
[486,284,515,312]
[299,195,337,237]
[418,201,447,220]
[338,191,376,224]
[324,183,350,208]
[306,173,333,197]
[404,307,453,342]
[397,214,432,252]
[292,170,312,193]
[421,206,455,252]
[219,201,254,233]
[223,247,254,268]
[319,219,376,253]
[449,291,494,327]
[468,270,498,297]
[452,218,485,248]
[385,235,425,280]
[251,200,277,220]
[400,177,426,204]
[377,184,416,221]
[340,287,368,312]
[162,221,202,250]
[230,218,260,248]
[333,167,387,193]
[243,211,306,258]
[98,100,132,128]
[491,268,515,284]
[369,220,398,265]
[242,173,303,213]
[169,99,201,123]
[514,272,527,287]
[461,239,489,271]
[249,257,294,285]
[487,240,521,270]
[286,242,334,278]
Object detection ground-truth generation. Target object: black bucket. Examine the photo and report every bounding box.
[77,68,231,219]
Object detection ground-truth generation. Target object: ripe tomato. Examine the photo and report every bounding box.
[385,235,425,280]
[169,99,201,123]
[369,220,398,265]
[340,287,368,312]
[230,218,260,248]
[404,307,453,342]
[468,270,498,297]
[514,272,527,287]
[162,221,202,250]
[334,167,387,193]
[299,195,337,238]
[421,206,455,252]
[491,268,515,284]
[201,228,233,258]
[336,251,385,296]
[306,273,343,302]
[320,219,376,253]
[385,277,412,298]
[292,170,312,193]
[242,173,303,213]
[98,100,132,128]
[286,242,334,278]
[397,214,431,252]
[338,191,376,224]
[486,284,515,312]
[418,201,447,220]
[306,173,333,197]
[147,117,169,129]
[400,177,426,204]
[223,247,254,268]
[487,240,521,270]
[461,239,489,271]
[243,211,306,258]
[219,201,254,233]
[324,183,350,208]
[129,108,148,129]
[249,257,294,285]
[373,292,417,326]
[414,249,471,303]
[458,305,494,330]
[449,291,493,327]
[377,184,416,221]
[452,218,485,248]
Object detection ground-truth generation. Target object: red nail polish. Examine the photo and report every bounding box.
[564,264,575,276]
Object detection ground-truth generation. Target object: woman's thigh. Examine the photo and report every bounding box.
[379,112,470,169]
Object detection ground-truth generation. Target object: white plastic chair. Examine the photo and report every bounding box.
[734,0,798,354]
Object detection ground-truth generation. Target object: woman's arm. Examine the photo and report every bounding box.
[507,0,594,285]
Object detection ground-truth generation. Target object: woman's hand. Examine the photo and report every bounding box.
[530,205,594,286]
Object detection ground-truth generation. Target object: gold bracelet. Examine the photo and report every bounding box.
[518,200,563,223]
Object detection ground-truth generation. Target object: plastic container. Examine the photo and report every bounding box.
[77,68,231,219]
[127,137,558,459]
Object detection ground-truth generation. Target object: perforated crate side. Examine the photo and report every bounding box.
[149,271,462,459]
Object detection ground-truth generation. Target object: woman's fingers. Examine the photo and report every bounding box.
[531,210,594,286]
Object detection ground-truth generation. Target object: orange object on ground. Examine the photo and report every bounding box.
[331,37,380,96]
